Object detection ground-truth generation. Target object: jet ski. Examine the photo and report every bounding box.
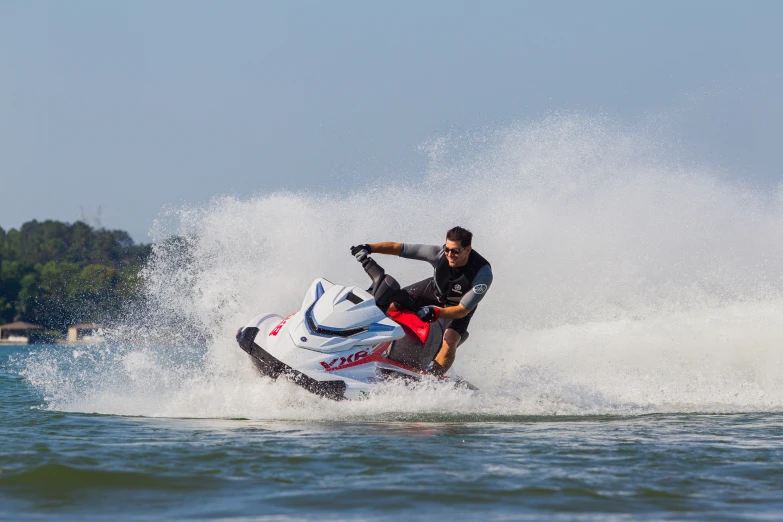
[236,254,477,400]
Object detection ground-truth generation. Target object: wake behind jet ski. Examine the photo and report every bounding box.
[235,254,476,400]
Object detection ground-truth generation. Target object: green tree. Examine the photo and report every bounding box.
[0,260,23,323]
[0,219,151,331]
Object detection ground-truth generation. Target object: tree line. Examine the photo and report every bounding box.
[0,220,151,334]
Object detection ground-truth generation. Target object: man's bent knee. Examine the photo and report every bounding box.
[443,328,462,349]
[435,329,462,371]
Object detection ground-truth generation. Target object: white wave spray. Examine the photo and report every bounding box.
[20,114,783,418]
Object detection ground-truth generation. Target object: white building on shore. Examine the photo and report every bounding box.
[0,321,42,344]
[67,323,104,344]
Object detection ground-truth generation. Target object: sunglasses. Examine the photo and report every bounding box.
[443,245,464,255]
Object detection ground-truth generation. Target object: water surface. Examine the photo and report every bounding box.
[3,345,782,520]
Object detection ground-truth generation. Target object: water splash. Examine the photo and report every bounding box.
[18,114,783,417]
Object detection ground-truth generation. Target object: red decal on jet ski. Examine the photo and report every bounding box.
[320,358,337,370]
[320,343,395,372]
[387,310,430,343]
[321,350,370,371]
[323,339,440,378]
[321,350,370,372]
[269,313,295,337]
[371,342,391,355]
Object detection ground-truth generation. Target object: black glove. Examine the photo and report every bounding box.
[415,306,440,323]
[350,244,372,261]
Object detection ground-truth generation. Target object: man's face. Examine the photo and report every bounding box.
[444,239,471,267]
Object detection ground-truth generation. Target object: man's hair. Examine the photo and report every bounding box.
[446,226,473,247]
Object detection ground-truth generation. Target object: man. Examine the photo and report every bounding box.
[350,226,492,375]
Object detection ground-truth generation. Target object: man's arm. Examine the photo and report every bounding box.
[438,304,472,320]
[458,265,493,311]
[415,303,471,322]
[361,242,443,265]
[399,243,442,267]
[368,242,402,256]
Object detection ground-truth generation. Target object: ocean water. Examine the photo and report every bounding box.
[3,115,783,519]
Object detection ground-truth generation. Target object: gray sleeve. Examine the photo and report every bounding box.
[460,265,493,310]
[399,243,442,268]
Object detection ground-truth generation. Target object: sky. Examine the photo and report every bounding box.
[1,0,781,243]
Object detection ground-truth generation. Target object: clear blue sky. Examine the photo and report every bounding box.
[1,1,781,242]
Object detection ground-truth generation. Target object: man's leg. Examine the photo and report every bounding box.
[389,278,437,312]
[434,328,461,371]
[433,308,476,373]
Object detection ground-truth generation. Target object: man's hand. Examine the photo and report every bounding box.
[350,244,372,261]
[415,306,440,323]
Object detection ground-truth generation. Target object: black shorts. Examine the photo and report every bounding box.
[401,278,476,336]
